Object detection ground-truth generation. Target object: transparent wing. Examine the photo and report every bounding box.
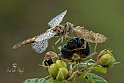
[31,40,48,53]
[48,10,67,27]
[35,28,56,42]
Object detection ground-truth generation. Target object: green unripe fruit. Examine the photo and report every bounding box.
[56,70,64,81]
[56,68,69,81]
[48,63,59,77]
[97,54,115,68]
[59,68,68,78]
[107,55,115,67]
[56,60,67,69]
[97,49,112,60]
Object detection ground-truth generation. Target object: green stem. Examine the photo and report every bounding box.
[72,63,79,71]
[84,62,98,77]
[44,75,51,79]
[67,71,79,81]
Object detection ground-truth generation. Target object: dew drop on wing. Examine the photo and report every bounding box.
[31,10,67,53]
[48,10,67,27]
[31,40,48,53]
[35,28,56,42]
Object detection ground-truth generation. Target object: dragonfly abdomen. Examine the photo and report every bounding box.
[13,36,37,49]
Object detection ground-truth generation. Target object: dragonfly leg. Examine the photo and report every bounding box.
[94,43,97,53]
[83,40,87,49]
[64,32,69,39]
[53,36,63,52]
[52,37,62,52]
[52,45,57,53]
[60,36,64,44]
[55,37,61,45]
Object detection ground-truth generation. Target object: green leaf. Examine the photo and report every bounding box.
[78,59,96,67]
[93,65,107,73]
[86,73,108,83]
[23,78,63,83]
[79,73,85,79]
[23,78,47,83]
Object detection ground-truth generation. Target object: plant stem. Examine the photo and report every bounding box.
[44,75,51,79]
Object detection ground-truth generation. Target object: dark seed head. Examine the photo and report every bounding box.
[79,42,90,58]
[60,44,73,59]
[60,37,90,60]
[67,37,84,50]
[43,58,53,66]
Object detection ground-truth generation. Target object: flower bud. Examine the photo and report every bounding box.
[97,49,115,68]
[56,60,67,69]
[48,63,58,78]
[56,68,69,81]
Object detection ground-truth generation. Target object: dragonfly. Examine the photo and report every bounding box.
[74,26,108,43]
[74,26,108,52]
[13,10,74,53]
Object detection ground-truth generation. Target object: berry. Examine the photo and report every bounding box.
[56,60,67,69]
[97,49,116,68]
[48,63,59,78]
[56,68,69,81]
[59,68,68,78]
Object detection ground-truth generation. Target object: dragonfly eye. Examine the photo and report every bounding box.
[64,22,74,32]
[64,23,67,28]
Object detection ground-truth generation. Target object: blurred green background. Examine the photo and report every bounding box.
[0,0,124,83]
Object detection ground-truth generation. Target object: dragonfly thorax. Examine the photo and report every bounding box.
[52,22,74,36]
[52,25,65,36]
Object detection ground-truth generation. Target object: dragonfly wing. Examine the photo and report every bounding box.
[31,40,48,53]
[35,28,56,42]
[48,10,67,27]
